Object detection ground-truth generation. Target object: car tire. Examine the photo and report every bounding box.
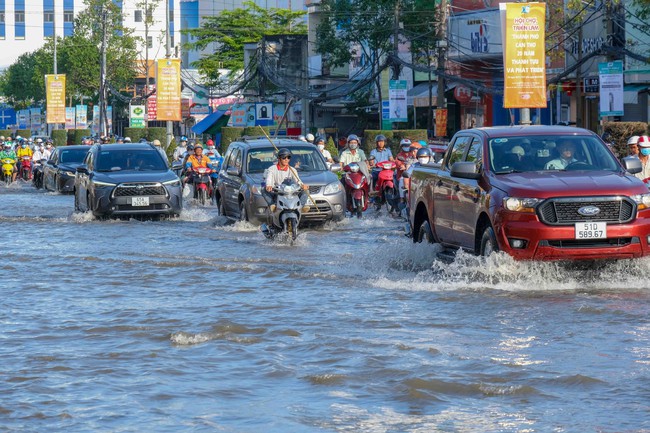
[479,225,499,256]
[217,196,226,217]
[239,200,248,222]
[74,190,80,211]
[416,220,434,243]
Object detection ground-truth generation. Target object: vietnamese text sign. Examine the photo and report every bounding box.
[156,59,181,121]
[598,61,624,117]
[45,74,66,124]
[389,80,408,121]
[75,105,87,129]
[502,3,547,108]
[435,109,448,137]
[130,105,146,128]
[65,107,76,129]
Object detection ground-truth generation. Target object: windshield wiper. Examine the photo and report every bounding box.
[496,168,526,174]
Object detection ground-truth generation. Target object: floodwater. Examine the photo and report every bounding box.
[1,181,650,432]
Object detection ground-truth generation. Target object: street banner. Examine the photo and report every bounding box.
[45,74,66,124]
[130,105,146,128]
[389,80,408,122]
[148,94,157,121]
[598,60,624,117]
[107,106,113,133]
[75,105,88,129]
[155,58,181,121]
[18,109,30,129]
[501,3,547,108]
[30,108,42,131]
[65,107,76,129]
[435,108,448,137]
[92,105,99,134]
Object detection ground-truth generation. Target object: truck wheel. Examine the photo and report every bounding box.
[416,220,434,243]
[480,226,499,256]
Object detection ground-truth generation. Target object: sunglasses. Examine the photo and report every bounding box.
[279,156,291,160]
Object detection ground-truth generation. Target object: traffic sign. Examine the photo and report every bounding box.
[0,107,16,129]
[255,102,273,126]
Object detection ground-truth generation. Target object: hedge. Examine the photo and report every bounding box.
[52,130,68,147]
[16,129,31,139]
[602,121,649,157]
[325,136,339,158]
[123,127,148,143]
[362,129,427,155]
[148,127,167,147]
[68,129,90,145]
[0,129,11,138]
[220,127,245,155]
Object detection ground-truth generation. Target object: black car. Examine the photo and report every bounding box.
[74,143,182,218]
[43,145,90,193]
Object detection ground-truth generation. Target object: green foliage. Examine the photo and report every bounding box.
[71,129,91,144]
[325,136,339,158]
[123,127,148,143]
[52,130,68,147]
[147,127,167,147]
[603,121,649,157]
[0,129,12,138]
[362,130,395,153]
[16,129,31,139]
[182,1,306,84]
[220,127,244,154]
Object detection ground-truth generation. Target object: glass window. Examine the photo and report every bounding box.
[445,136,471,170]
[134,10,142,22]
[227,148,241,172]
[0,12,7,23]
[15,11,25,22]
[465,137,483,168]
[147,36,152,49]
[59,149,88,164]
[63,11,73,22]
[95,149,166,171]
[44,11,54,22]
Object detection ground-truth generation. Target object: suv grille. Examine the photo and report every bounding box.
[537,197,635,225]
[114,183,167,197]
[308,185,321,194]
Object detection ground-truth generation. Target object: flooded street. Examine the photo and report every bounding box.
[2,181,650,432]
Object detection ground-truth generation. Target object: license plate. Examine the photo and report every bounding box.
[131,196,150,206]
[575,222,606,239]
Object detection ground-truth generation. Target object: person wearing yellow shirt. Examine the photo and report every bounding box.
[14,141,33,182]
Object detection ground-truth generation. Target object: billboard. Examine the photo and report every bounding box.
[155,58,182,121]
[45,74,66,124]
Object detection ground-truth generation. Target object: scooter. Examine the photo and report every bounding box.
[32,158,46,189]
[190,167,212,205]
[342,162,369,218]
[1,157,15,186]
[20,156,32,181]
[374,160,399,213]
[261,178,305,242]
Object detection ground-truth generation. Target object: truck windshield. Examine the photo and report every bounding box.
[489,135,620,174]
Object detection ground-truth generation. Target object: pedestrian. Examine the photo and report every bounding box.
[628,135,640,157]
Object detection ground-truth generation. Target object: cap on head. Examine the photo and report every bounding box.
[305,133,315,142]
[194,143,203,149]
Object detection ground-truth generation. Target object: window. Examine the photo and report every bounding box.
[465,137,483,165]
[0,12,6,23]
[15,11,25,22]
[63,11,73,22]
[445,136,471,170]
[44,11,54,22]
[134,10,142,22]
[169,12,173,22]
[147,36,152,49]
[146,9,152,21]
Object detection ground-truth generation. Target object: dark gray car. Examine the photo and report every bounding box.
[215,138,345,225]
[42,145,89,193]
[74,143,182,218]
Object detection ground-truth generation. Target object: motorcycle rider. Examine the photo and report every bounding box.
[183,143,213,188]
[205,148,223,190]
[15,139,33,181]
[152,139,167,162]
[305,133,315,144]
[369,134,394,189]
[43,141,54,160]
[395,138,417,180]
[205,139,221,157]
[263,148,309,210]
[173,136,188,161]
[314,136,333,164]
[0,142,17,181]
[400,147,432,205]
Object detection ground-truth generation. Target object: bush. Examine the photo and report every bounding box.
[147,127,167,147]
[73,129,90,145]
[325,136,339,158]
[123,127,148,143]
[52,130,67,147]
[0,129,12,138]
[362,130,395,154]
[242,126,272,138]
[392,129,428,154]
[220,127,244,154]
[16,129,31,139]
[602,121,649,157]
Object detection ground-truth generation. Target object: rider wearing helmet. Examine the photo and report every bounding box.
[0,141,17,181]
[314,136,333,164]
[305,133,315,143]
[369,134,394,188]
[339,134,367,171]
[173,136,188,161]
[183,142,213,187]
[628,135,640,157]
[263,148,310,209]
[396,138,416,179]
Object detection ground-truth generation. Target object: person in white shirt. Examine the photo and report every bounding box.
[173,136,188,161]
[635,136,650,181]
[545,140,578,170]
[263,148,309,208]
[314,136,333,164]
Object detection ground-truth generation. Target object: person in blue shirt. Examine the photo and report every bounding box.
[369,134,393,189]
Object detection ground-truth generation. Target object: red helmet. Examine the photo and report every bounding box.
[206,139,214,146]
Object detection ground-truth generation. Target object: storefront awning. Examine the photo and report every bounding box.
[624,85,649,104]
[191,109,230,135]
[408,82,459,107]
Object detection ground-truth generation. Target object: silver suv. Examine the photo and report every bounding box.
[215,138,345,225]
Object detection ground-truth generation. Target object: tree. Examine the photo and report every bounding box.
[183,1,306,85]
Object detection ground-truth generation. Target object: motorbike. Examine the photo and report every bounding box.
[373,160,399,213]
[261,178,305,242]
[32,158,46,189]
[342,162,370,218]
[1,157,16,186]
[190,167,212,205]
[20,156,32,181]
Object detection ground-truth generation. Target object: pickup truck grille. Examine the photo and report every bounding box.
[538,197,635,225]
[114,183,167,197]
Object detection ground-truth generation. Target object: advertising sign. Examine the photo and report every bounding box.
[389,80,408,122]
[65,107,76,129]
[92,105,99,134]
[18,109,30,129]
[598,60,624,117]
[230,103,248,127]
[435,109,448,137]
[501,3,547,108]
[30,108,42,131]
[75,105,87,129]
[45,74,66,124]
[147,94,157,121]
[255,102,273,126]
[155,58,182,121]
[130,105,146,128]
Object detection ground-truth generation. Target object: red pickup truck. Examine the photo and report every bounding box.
[408,125,650,261]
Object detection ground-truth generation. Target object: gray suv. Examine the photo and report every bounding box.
[215,138,345,225]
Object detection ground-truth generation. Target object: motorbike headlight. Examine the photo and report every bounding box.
[93,180,117,187]
[503,197,542,213]
[631,192,650,210]
[162,179,181,187]
[323,181,341,195]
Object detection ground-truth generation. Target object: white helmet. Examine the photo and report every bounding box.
[305,133,315,143]
[35,138,43,144]
[298,135,307,142]
[628,135,640,145]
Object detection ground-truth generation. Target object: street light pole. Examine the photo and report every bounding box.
[165,0,173,149]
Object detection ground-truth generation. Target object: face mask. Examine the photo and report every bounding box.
[349,143,358,150]
[317,144,325,151]
[21,144,27,148]
[418,157,430,165]
[402,146,411,152]
[641,148,650,156]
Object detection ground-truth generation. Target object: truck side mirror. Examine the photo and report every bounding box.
[621,156,642,174]
[450,161,481,180]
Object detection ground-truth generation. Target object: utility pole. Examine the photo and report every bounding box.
[392,0,401,80]
[436,0,448,132]
[575,26,583,128]
[165,0,173,149]
[99,8,108,137]
[52,1,58,132]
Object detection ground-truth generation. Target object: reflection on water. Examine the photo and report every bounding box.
[1,183,650,432]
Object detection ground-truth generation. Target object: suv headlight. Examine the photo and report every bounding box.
[631,192,650,210]
[162,179,181,187]
[93,180,117,187]
[323,181,342,195]
[503,197,542,213]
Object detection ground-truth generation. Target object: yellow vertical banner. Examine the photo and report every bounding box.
[156,58,182,121]
[45,74,66,124]
[502,3,547,108]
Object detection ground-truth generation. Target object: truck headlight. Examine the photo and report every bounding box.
[503,197,542,213]
[323,181,342,195]
[162,179,181,187]
[93,180,117,187]
[631,193,650,210]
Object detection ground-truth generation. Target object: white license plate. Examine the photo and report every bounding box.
[575,222,607,239]
[131,196,150,206]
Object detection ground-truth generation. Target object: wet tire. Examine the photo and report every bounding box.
[479,225,499,256]
[216,196,226,217]
[356,203,363,219]
[74,191,80,211]
[198,188,207,206]
[416,220,434,243]
[286,218,297,241]
[239,200,248,222]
